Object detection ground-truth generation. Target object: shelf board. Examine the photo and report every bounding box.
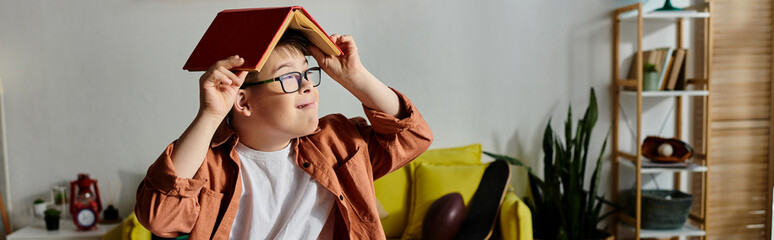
[619,156,707,173]
[620,10,710,20]
[619,222,706,238]
[621,90,709,97]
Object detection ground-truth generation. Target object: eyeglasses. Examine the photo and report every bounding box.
[240,67,321,93]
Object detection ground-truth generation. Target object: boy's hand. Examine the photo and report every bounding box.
[309,34,367,85]
[309,34,403,117]
[171,56,246,179]
[198,55,248,120]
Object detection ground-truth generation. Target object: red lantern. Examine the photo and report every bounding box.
[70,173,102,231]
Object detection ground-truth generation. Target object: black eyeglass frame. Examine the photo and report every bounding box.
[239,67,322,93]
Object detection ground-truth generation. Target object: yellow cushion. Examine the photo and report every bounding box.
[500,191,520,240]
[498,189,533,240]
[374,167,412,238]
[126,212,152,240]
[102,212,151,240]
[513,193,533,240]
[103,222,122,240]
[411,143,482,167]
[375,143,482,238]
[401,163,488,240]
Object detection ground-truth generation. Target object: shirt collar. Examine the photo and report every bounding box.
[211,121,322,148]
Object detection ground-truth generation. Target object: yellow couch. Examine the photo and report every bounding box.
[374,144,533,240]
[107,144,532,240]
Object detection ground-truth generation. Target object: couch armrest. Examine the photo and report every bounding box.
[499,191,533,240]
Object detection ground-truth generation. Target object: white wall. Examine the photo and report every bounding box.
[0,0,684,231]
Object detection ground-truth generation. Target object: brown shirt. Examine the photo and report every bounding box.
[135,90,432,240]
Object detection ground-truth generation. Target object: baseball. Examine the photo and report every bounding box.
[658,143,674,157]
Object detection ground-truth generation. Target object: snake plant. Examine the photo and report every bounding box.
[485,88,615,240]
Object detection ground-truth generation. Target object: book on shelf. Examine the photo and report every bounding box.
[667,49,688,90]
[183,6,342,72]
[627,48,670,81]
[660,51,675,90]
[625,47,689,91]
[625,48,672,91]
[656,48,673,90]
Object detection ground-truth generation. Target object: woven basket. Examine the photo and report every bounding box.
[642,136,693,163]
[627,190,693,229]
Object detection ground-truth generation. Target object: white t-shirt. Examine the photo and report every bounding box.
[229,141,335,240]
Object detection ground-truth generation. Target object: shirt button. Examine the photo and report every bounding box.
[303,162,310,168]
[339,195,344,201]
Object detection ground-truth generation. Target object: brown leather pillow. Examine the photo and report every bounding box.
[422,192,466,240]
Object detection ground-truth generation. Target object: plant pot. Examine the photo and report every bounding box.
[627,189,693,229]
[33,203,47,218]
[643,72,659,91]
[44,216,59,231]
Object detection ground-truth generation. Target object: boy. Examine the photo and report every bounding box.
[135,29,432,239]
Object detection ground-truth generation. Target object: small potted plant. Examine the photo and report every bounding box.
[33,198,46,218]
[44,208,61,231]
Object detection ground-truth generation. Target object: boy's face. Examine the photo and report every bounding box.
[243,48,319,139]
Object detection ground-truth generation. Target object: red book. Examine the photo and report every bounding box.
[183,6,342,72]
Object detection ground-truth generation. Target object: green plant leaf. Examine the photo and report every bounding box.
[485,88,616,239]
[543,121,554,182]
[644,63,657,73]
[44,208,61,217]
[580,88,598,185]
[482,152,534,175]
[583,88,598,132]
[588,131,610,217]
[565,105,572,158]
[572,119,583,185]
[591,194,605,225]
[594,194,619,208]
[528,174,544,216]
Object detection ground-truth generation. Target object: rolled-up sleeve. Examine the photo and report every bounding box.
[357,88,433,179]
[135,141,204,237]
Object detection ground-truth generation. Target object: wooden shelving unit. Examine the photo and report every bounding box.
[619,223,706,239]
[620,90,708,98]
[611,2,712,240]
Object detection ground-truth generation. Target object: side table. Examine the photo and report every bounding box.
[7,219,120,240]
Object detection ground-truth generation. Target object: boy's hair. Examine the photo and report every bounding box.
[245,29,311,83]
